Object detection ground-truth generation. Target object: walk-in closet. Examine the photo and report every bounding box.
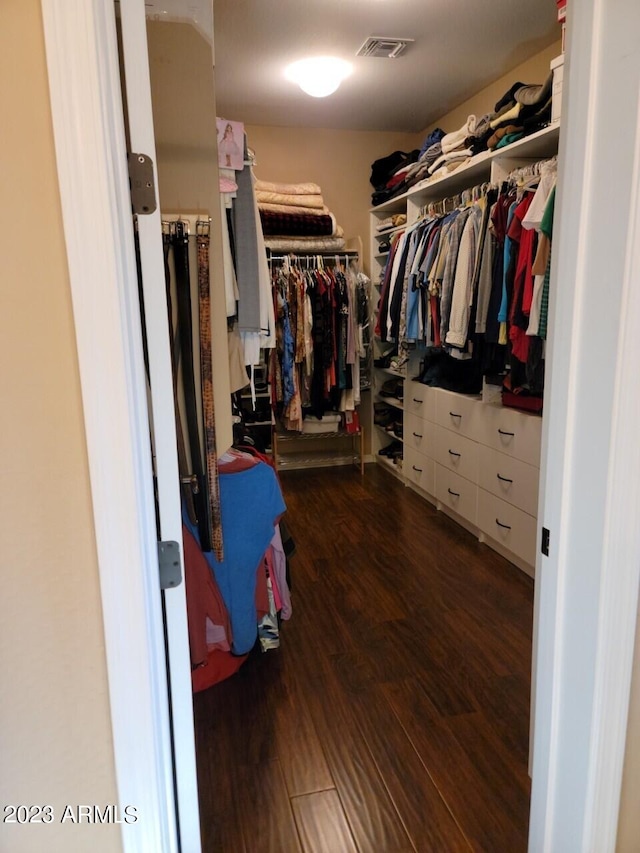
[140,1,564,849]
[15,0,640,851]
[134,2,568,848]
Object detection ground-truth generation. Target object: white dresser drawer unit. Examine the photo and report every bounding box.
[479,446,540,517]
[435,389,482,441]
[405,446,436,496]
[404,382,436,421]
[480,404,542,467]
[404,412,436,456]
[435,465,478,526]
[477,490,537,566]
[434,425,480,484]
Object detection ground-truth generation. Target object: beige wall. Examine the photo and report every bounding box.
[245,125,420,275]
[147,21,233,452]
[0,3,120,852]
[424,40,562,139]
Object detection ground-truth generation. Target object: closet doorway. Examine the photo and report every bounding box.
[42,3,640,849]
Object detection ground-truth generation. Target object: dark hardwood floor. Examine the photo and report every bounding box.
[193,464,534,852]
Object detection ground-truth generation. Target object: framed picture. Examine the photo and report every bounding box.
[216,118,244,170]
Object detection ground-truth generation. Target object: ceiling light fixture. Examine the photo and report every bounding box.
[284,57,353,98]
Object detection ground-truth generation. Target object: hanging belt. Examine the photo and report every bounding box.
[197,222,224,561]
[163,231,198,525]
[173,222,212,552]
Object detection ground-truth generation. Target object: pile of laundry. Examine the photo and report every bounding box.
[370,71,554,205]
[256,179,346,252]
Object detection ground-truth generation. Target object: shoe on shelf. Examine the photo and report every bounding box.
[389,354,409,373]
[374,402,394,424]
[379,377,402,398]
[375,412,395,428]
[378,440,402,458]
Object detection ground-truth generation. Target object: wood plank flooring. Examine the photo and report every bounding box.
[193,464,534,852]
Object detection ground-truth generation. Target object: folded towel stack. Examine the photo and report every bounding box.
[256,179,346,251]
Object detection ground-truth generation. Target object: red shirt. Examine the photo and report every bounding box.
[507,194,537,362]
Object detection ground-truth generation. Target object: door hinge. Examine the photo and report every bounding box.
[127,152,157,215]
[157,540,182,589]
[541,526,550,557]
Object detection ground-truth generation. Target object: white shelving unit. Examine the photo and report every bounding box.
[369,122,560,574]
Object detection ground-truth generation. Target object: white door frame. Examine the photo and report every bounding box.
[41,1,198,851]
[41,1,640,852]
[117,3,201,851]
[529,1,640,850]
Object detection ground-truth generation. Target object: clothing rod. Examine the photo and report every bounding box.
[266,251,359,261]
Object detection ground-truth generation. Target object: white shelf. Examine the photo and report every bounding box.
[374,223,406,239]
[376,453,405,479]
[371,123,560,211]
[376,366,407,379]
[374,423,404,443]
[376,395,404,411]
[370,189,414,214]
[368,122,559,499]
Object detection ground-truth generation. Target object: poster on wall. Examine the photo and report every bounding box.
[216,118,244,170]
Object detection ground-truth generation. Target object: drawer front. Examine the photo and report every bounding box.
[434,425,479,484]
[405,446,436,495]
[434,389,482,441]
[404,413,437,456]
[479,446,540,516]
[480,405,542,467]
[477,490,537,566]
[435,465,478,525]
[405,382,436,421]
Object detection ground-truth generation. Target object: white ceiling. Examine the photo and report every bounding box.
[211,0,560,133]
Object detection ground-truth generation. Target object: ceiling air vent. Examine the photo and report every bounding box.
[356,37,414,59]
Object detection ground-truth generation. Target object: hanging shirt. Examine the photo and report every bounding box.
[446,204,483,349]
[537,187,556,340]
[507,193,536,363]
[439,207,473,343]
[183,462,286,656]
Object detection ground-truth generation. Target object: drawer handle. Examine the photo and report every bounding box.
[496,518,512,530]
[496,473,513,483]
[448,488,460,497]
[412,397,423,404]
[412,465,423,473]
[448,449,461,458]
[449,411,462,419]
[413,431,423,438]
[498,428,515,437]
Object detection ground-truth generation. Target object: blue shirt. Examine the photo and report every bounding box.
[183,462,286,655]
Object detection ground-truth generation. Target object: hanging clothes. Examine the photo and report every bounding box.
[378,157,556,410]
[270,255,370,429]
